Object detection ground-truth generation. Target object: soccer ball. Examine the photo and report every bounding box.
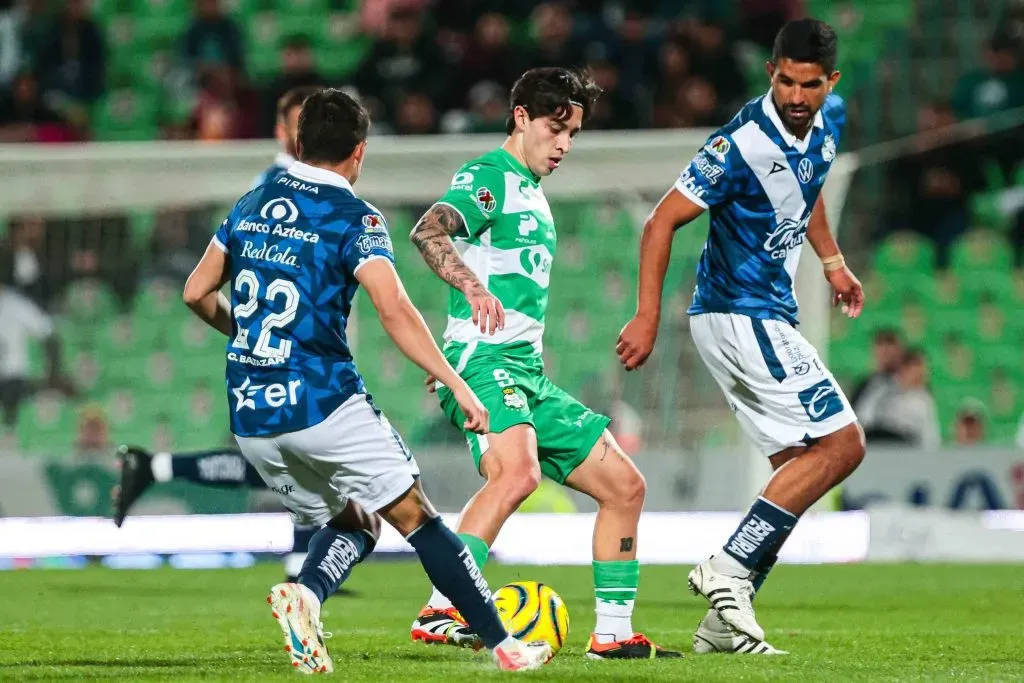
[492,581,570,657]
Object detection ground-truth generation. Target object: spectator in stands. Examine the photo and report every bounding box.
[35,0,105,111]
[394,91,438,135]
[953,399,987,446]
[74,403,111,459]
[0,70,76,143]
[527,2,585,70]
[683,18,747,113]
[586,59,641,130]
[885,102,985,268]
[953,30,1024,121]
[0,0,20,89]
[181,0,244,76]
[851,328,903,425]
[0,284,75,430]
[1011,205,1024,268]
[455,12,525,98]
[736,0,804,51]
[145,210,212,283]
[441,80,508,134]
[353,5,449,128]
[0,215,57,307]
[191,64,259,140]
[259,35,323,137]
[870,348,942,450]
[953,29,1024,182]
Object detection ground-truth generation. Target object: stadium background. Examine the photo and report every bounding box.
[0,0,1022,548]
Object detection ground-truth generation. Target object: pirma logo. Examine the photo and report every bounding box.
[798,379,843,422]
[260,197,299,222]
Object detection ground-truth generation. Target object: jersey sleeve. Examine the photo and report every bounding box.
[434,163,506,238]
[341,206,396,276]
[674,133,740,210]
[212,203,238,252]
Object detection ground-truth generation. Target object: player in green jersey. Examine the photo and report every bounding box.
[407,68,681,660]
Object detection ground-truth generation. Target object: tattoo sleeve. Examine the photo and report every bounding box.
[409,204,487,295]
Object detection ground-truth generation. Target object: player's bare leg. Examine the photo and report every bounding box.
[689,422,866,642]
[562,431,681,659]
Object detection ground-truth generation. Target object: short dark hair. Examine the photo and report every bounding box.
[297,88,370,164]
[505,67,602,135]
[901,347,925,366]
[277,85,321,122]
[772,19,838,73]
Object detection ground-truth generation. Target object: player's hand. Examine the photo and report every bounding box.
[464,284,505,335]
[423,373,439,393]
[617,314,659,371]
[452,385,489,434]
[826,266,865,318]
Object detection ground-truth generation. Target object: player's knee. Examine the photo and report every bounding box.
[490,464,542,506]
[612,467,647,509]
[834,423,866,473]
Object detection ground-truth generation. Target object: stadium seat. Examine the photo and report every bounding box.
[16,394,76,455]
[133,278,185,321]
[950,231,1012,276]
[60,279,118,324]
[92,89,160,141]
[872,231,936,273]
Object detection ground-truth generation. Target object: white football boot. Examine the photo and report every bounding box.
[267,583,333,674]
[688,558,764,641]
[693,609,787,655]
[491,637,553,671]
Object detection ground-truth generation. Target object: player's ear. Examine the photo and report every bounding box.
[828,70,841,91]
[352,140,367,165]
[765,61,775,80]
[294,138,303,161]
[514,105,530,132]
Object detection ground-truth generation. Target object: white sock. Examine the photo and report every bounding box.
[593,598,634,643]
[709,552,753,579]
[151,452,173,483]
[426,586,453,610]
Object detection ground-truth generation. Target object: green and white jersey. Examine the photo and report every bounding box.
[435,148,556,371]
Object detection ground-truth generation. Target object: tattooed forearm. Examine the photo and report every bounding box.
[410,204,486,294]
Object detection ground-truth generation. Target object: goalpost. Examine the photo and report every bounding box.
[0,132,857,508]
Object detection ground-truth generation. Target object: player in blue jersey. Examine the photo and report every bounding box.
[182,88,551,673]
[112,86,343,584]
[618,19,866,654]
[252,85,322,188]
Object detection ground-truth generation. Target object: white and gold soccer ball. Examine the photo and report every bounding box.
[492,581,570,658]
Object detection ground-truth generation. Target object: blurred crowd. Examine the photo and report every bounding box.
[879,23,1024,267]
[0,0,816,142]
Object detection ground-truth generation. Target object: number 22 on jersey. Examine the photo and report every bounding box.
[231,268,299,360]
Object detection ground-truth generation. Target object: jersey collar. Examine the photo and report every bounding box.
[499,148,541,183]
[286,161,355,194]
[761,90,824,154]
[274,152,296,169]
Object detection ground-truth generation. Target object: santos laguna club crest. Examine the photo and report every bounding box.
[822,134,836,163]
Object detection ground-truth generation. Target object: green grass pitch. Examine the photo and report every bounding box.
[2,562,1022,681]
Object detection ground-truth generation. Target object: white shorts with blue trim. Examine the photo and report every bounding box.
[690,312,858,456]
[234,392,420,526]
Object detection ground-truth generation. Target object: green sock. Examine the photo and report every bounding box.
[457,533,489,571]
[593,560,639,643]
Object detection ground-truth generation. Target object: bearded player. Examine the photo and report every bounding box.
[617,19,866,654]
[407,67,681,659]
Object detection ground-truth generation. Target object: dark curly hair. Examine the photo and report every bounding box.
[505,67,602,134]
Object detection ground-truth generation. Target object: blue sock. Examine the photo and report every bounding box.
[297,526,371,605]
[750,527,792,595]
[406,517,507,649]
[171,450,265,488]
[293,525,316,554]
[723,497,797,571]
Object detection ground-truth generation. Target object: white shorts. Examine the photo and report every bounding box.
[235,393,420,527]
[690,313,858,456]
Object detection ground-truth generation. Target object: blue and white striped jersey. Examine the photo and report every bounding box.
[678,91,846,325]
[214,161,395,437]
